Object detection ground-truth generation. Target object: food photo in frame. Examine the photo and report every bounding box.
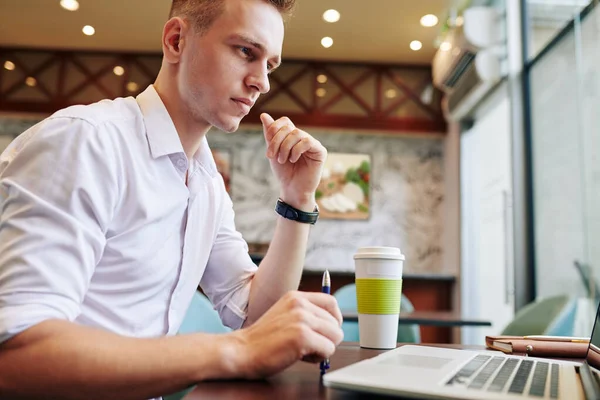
[316,152,370,220]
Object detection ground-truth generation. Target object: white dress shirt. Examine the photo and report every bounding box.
[0,85,258,344]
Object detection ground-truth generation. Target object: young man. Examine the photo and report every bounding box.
[0,0,343,399]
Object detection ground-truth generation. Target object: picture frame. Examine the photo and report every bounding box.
[316,152,371,220]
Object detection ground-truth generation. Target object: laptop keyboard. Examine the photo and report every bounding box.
[447,355,560,398]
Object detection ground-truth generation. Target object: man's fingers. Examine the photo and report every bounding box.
[301,301,345,345]
[267,124,295,160]
[260,113,275,140]
[295,292,343,327]
[262,115,292,142]
[299,328,337,362]
[288,137,313,163]
[277,130,306,164]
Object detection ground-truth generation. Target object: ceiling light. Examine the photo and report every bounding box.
[126,82,139,92]
[113,66,125,76]
[323,9,340,23]
[60,0,79,11]
[440,41,452,51]
[410,40,422,51]
[321,37,333,48]
[3,61,15,71]
[385,89,397,99]
[25,77,37,87]
[455,16,464,26]
[82,25,95,36]
[420,14,438,27]
[316,88,327,98]
[316,74,328,84]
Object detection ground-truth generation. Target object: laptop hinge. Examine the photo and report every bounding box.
[579,362,600,400]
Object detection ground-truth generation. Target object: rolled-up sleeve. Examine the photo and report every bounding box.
[0,117,120,344]
[200,189,258,330]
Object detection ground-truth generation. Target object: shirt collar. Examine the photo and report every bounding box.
[194,136,218,178]
[136,84,184,159]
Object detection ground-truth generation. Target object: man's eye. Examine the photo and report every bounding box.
[240,47,253,57]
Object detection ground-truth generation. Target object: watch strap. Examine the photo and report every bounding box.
[275,199,319,225]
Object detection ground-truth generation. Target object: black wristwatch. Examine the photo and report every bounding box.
[275,199,319,225]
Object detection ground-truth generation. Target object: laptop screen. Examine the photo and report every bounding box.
[586,301,600,370]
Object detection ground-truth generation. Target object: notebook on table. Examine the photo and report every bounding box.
[485,335,590,358]
[323,301,600,399]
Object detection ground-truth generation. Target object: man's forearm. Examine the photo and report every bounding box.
[245,202,313,325]
[0,319,241,400]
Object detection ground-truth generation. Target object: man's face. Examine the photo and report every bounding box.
[178,0,284,133]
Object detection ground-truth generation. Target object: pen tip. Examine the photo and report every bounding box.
[323,269,331,286]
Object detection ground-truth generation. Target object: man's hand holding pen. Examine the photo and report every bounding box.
[228,291,343,379]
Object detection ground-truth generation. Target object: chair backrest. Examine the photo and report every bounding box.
[333,283,421,343]
[178,291,231,335]
[501,295,573,336]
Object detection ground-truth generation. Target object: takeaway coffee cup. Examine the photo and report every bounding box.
[353,246,405,349]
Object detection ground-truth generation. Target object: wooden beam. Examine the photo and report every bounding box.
[0,47,447,134]
[67,56,116,99]
[320,66,373,115]
[319,68,374,113]
[2,54,57,99]
[257,65,310,112]
[384,69,442,120]
[245,111,446,133]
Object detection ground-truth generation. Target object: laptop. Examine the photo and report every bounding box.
[323,301,600,399]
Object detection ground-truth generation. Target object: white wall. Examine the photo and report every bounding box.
[461,84,515,344]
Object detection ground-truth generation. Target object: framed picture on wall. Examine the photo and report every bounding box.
[317,152,370,220]
[211,148,232,194]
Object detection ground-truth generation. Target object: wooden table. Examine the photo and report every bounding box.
[183,343,487,400]
[341,310,492,327]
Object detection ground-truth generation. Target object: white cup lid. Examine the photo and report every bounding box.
[354,246,405,260]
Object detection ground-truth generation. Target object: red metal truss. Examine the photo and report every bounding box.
[0,47,446,133]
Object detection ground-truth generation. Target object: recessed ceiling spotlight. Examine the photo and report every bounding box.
[323,9,340,23]
[60,0,79,11]
[321,37,333,48]
[25,77,37,87]
[385,89,397,99]
[3,61,15,71]
[82,25,95,36]
[420,14,438,27]
[410,40,422,51]
[316,74,328,84]
[113,66,125,76]
[316,88,327,98]
[440,41,452,51]
[126,82,139,92]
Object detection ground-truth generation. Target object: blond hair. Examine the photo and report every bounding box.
[169,0,295,35]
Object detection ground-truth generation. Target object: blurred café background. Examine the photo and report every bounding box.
[0,0,598,345]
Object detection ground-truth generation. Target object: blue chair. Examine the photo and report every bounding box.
[334,283,421,343]
[178,291,231,335]
[164,292,231,400]
[501,295,582,337]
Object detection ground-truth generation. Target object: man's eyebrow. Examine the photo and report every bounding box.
[232,34,282,69]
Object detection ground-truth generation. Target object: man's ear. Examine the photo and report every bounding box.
[162,17,187,64]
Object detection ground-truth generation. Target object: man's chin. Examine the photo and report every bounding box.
[212,117,242,133]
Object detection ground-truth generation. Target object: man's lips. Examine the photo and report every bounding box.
[232,98,254,115]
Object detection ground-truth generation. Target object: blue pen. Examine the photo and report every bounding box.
[320,269,331,375]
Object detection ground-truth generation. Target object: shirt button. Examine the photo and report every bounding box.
[177,158,187,171]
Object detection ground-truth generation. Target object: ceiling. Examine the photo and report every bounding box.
[0,0,449,65]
